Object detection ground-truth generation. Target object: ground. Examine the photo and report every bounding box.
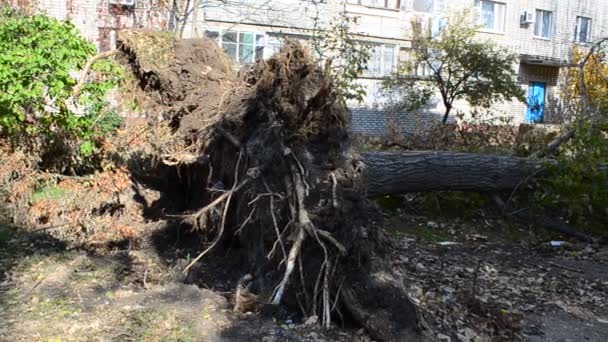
[385,211,608,341]
[1,206,607,341]
[0,224,351,342]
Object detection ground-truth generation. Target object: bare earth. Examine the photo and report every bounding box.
[1,214,607,341]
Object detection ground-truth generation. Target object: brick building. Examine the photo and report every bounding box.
[17,0,608,135]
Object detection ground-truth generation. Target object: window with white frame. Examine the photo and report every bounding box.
[205,30,265,65]
[475,0,506,32]
[534,10,553,38]
[346,0,400,10]
[363,44,396,77]
[575,16,592,43]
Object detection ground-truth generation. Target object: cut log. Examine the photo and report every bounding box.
[362,151,543,197]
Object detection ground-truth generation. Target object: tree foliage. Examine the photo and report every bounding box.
[536,44,608,229]
[384,12,525,123]
[312,1,370,104]
[564,44,608,116]
[0,8,124,173]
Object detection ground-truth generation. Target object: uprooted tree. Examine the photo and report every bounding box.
[120,32,421,341]
[116,23,608,339]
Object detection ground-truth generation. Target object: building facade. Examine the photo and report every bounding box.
[181,0,608,135]
[16,0,608,135]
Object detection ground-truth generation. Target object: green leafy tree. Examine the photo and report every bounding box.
[0,8,124,172]
[385,12,525,123]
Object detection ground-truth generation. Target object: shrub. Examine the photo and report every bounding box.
[0,8,124,174]
[535,119,608,230]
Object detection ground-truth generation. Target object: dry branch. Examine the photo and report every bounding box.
[72,50,117,97]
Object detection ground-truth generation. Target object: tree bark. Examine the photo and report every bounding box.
[362,151,542,197]
[441,103,452,124]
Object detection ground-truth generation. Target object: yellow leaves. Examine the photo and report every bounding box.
[565,46,608,109]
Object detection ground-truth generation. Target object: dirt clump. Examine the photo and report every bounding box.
[118,30,235,132]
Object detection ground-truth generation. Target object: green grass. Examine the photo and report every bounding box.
[384,222,451,243]
[32,298,80,319]
[0,224,20,259]
[30,184,70,203]
[123,308,196,342]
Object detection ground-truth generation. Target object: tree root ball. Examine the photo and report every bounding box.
[121,34,421,341]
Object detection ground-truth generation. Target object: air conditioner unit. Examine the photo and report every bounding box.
[109,0,135,6]
[521,11,535,25]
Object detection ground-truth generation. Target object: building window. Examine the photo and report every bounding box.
[475,0,506,32]
[363,44,396,77]
[534,10,553,38]
[413,0,433,12]
[205,30,265,65]
[575,16,592,43]
[347,0,400,10]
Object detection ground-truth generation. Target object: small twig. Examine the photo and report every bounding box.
[504,168,545,212]
[216,126,241,149]
[50,173,94,181]
[547,261,584,274]
[25,276,45,299]
[143,268,149,289]
[31,222,71,232]
[234,204,257,235]
[323,267,331,328]
[291,152,310,195]
[313,229,346,255]
[330,172,338,208]
[298,254,311,314]
[248,192,284,206]
[471,259,482,297]
[312,260,326,316]
[207,163,214,187]
[185,179,250,227]
[267,196,287,261]
[330,277,345,313]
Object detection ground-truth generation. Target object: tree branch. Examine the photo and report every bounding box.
[72,50,117,98]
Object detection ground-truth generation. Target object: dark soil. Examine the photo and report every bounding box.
[119,30,235,132]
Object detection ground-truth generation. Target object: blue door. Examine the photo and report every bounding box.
[525,82,546,123]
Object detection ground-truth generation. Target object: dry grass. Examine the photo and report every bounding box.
[118,29,176,72]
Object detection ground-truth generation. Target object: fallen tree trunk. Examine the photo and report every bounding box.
[362,151,543,197]
[362,152,597,242]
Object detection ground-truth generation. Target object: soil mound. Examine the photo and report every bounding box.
[118,30,234,129]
